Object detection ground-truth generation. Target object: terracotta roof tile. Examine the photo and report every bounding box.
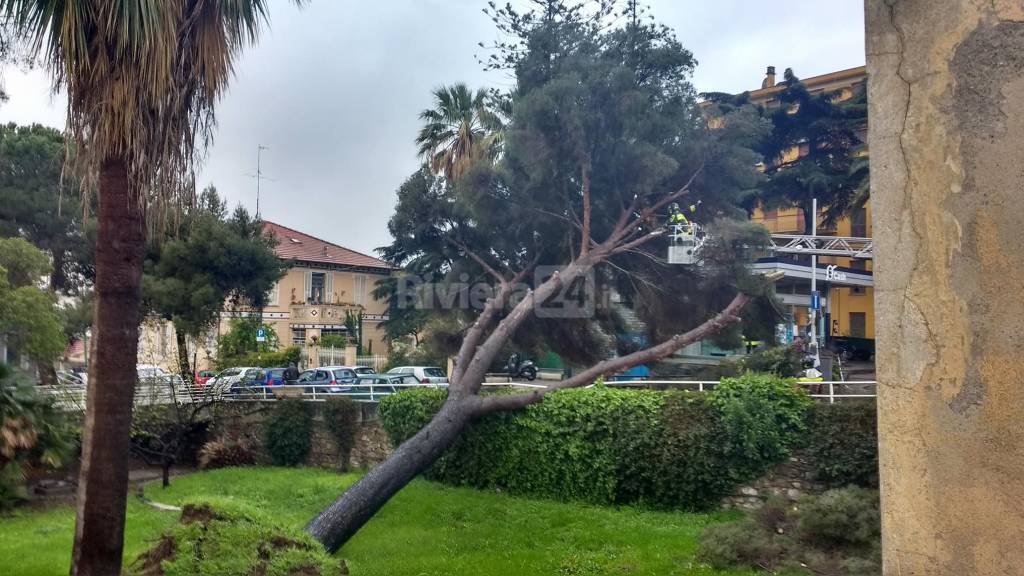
[262,221,392,271]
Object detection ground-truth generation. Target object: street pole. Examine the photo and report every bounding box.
[809,198,820,367]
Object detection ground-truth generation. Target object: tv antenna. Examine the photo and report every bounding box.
[248,145,275,217]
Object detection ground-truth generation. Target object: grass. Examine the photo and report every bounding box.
[0,467,758,576]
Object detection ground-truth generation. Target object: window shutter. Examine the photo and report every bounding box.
[325,273,334,303]
[303,271,312,301]
[354,275,366,305]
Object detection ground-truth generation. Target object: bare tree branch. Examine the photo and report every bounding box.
[446,236,507,284]
[472,290,751,414]
[450,257,539,389]
[580,157,592,257]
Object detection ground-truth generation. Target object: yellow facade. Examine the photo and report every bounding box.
[745,65,874,340]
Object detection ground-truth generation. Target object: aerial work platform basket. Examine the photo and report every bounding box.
[667,223,705,265]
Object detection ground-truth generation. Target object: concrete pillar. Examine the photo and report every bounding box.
[866,1,1024,573]
[344,345,357,367]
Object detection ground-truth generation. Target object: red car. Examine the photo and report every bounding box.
[195,370,217,386]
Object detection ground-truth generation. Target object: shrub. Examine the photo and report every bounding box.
[128,501,347,576]
[264,399,312,466]
[378,387,446,446]
[650,392,732,508]
[1,364,76,509]
[198,439,257,470]
[698,487,881,576]
[379,375,810,510]
[796,486,880,548]
[806,402,879,487]
[697,517,791,570]
[323,397,361,470]
[710,372,811,479]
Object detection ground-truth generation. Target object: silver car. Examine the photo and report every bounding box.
[385,366,449,385]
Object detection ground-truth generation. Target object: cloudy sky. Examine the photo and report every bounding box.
[0,1,864,255]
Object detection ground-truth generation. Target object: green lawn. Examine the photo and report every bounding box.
[0,467,756,576]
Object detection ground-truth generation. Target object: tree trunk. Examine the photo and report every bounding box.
[175,328,193,385]
[162,458,171,488]
[305,398,473,553]
[70,158,144,576]
[36,359,58,387]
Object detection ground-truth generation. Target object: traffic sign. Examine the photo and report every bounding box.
[811,290,821,311]
[256,327,267,342]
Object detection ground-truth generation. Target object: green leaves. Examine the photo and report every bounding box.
[379,376,812,511]
[264,399,312,467]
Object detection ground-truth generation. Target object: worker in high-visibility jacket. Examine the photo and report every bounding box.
[668,203,690,227]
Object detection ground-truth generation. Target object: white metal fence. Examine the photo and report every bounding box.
[38,378,876,410]
[603,380,877,403]
[355,355,387,373]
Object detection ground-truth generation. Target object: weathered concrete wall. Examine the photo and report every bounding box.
[866,1,1024,573]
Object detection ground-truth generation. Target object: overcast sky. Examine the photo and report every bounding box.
[0,1,864,255]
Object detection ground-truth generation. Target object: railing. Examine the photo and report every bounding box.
[604,379,877,403]
[39,378,876,410]
[355,355,388,373]
[42,375,220,412]
[223,382,449,402]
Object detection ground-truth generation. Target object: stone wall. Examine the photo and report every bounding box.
[212,401,392,471]
[722,450,826,510]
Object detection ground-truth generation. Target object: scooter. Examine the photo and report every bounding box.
[504,354,538,382]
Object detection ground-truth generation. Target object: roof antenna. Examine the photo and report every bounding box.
[249,144,273,218]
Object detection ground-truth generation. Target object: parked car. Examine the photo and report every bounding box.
[136,364,184,386]
[350,374,420,400]
[385,366,449,385]
[296,368,343,394]
[195,370,217,386]
[257,367,288,387]
[207,367,259,392]
[56,370,87,388]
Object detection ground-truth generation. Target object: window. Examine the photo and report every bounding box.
[354,275,366,306]
[851,207,868,238]
[849,312,867,338]
[291,328,306,345]
[267,282,280,306]
[321,328,346,338]
[309,272,326,304]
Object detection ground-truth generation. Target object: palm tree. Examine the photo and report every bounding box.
[0,2,297,574]
[416,83,507,181]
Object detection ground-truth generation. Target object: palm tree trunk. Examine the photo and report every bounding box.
[305,398,473,553]
[70,158,145,576]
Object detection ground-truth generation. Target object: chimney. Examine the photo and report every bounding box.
[762,65,776,89]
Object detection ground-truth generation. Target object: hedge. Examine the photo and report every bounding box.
[379,373,812,510]
[264,398,312,467]
[805,402,878,488]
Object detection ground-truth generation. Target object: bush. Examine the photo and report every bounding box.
[651,392,733,509]
[698,517,791,570]
[698,487,881,576]
[378,387,447,446]
[128,501,347,575]
[198,439,257,470]
[1,364,76,509]
[323,397,361,470]
[796,486,880,548]
[264,399,312,467]
[711,373,811,479]
[806,402,879,487]
[379,375,811,510]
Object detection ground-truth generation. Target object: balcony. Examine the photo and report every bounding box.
[290,302,361,326]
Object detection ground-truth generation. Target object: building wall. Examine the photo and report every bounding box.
[746,66,874,341]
